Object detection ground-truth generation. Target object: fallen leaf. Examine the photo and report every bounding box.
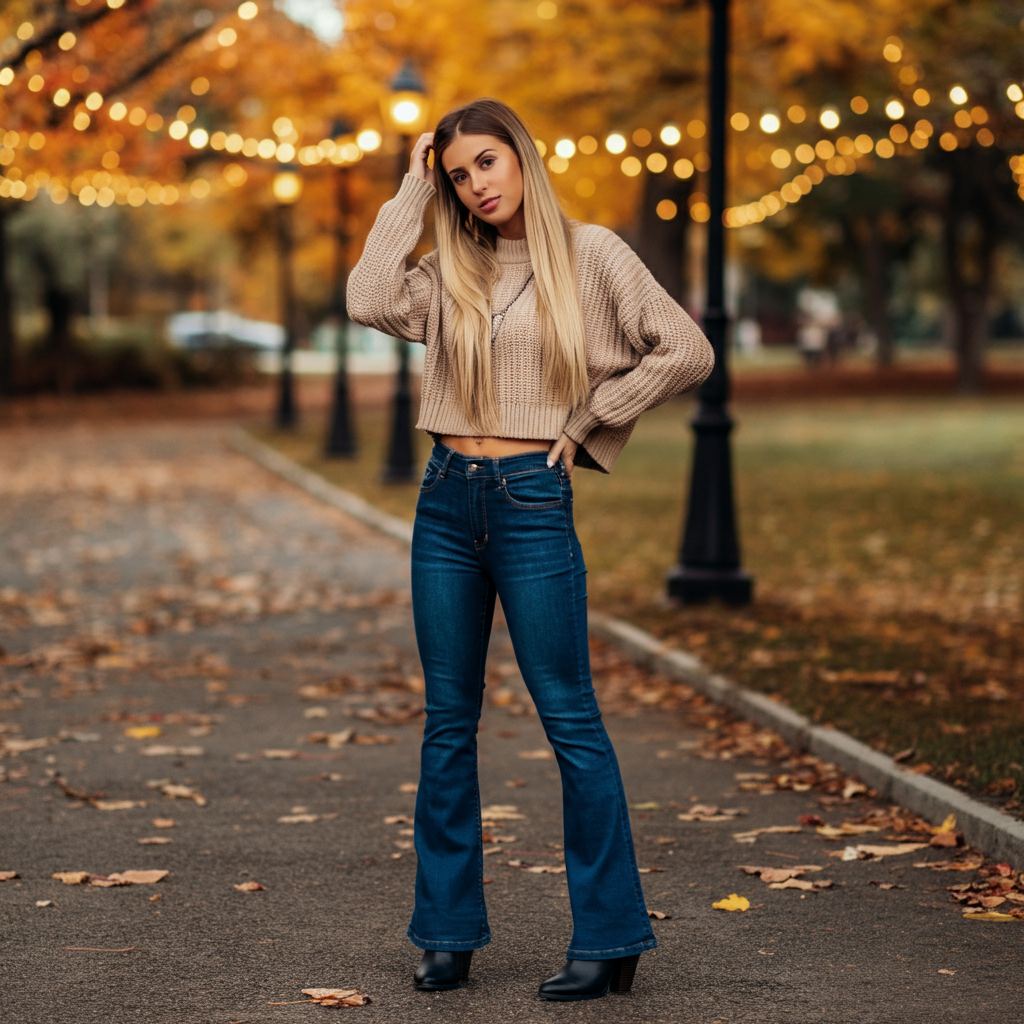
[106,870,168,884]
[234,881,266,891]
[160,784,206,806]
[732,826,802,844]
[36,900,54,907]
[0,871,19,881]
[768,878,817,891]
[799,814,825,826]
[278,814,319,824]
[914,857,985,871]
[842,781,868,800]
[648,910,672,920]
[383,815,413,825]
[137,837,172,845]
[398,783,418,794]
[929,832,960,848]
[262,749,297,760]
[979,896,1007,909]
[300,988,371,1007]
[637,867,665,874]
[963,911,1018,922]
[937,969,956,975]
[518,749,554,760]
[152,818,175,828]
[815,823,882,839]
[631,801,662,811]
[933,814,957,834]
[94,800,144,811]
[832,843,928,860]
[759,868,807,883]
[526,865,566,874]
[52,872,89,885]
[3,737,51,753]
[304,707,329,719]
[713,893,750,912]
[124,726,162,740]
[141,745,204,757]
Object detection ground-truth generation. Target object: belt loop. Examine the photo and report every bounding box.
[439,447,456,479]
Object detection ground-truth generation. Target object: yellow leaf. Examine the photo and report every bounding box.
[124,726,161,739]
[713,893,751,912]
[963,911,1018,922]
[934,814,957,835]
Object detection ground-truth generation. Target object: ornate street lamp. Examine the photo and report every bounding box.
[667,0,753,604]
[272,167,303,430]
[380,60,428,483]
[324,119,361,458]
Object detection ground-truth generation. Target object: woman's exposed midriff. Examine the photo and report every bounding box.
[440,435,550,458]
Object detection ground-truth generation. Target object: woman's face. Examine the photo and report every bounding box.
[440,133,524,234]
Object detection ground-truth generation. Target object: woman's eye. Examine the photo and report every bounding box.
[481,158,494,168]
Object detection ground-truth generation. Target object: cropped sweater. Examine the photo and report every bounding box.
[347,173,714,472]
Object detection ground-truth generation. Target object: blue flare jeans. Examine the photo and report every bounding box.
[407,441,656,960]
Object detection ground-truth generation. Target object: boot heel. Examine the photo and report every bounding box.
[459,950,473,982]
[609,953,640,993]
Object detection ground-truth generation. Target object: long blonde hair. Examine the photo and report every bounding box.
[432,98,588,433]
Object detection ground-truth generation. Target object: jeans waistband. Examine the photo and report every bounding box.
[430,441,565,479]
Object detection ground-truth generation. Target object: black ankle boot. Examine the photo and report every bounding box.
[413,950,473,990]
[538,953,641,1001]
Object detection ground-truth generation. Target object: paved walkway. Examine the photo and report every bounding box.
[0,421,1020,1023]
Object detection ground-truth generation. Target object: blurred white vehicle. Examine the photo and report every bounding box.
[166,311,284,351]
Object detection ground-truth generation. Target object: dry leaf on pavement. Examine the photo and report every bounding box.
[152,818,175,828]
[732,826,802,844]
[262,749,298,760]
[53,872,89,884]
[159,784,207,806]
[398,783,418,793]
[648,910,672,919]
[94,800,144,811]
[677,805,747,822]
[141,745,204,757]
[383,815,413,825]
[105,870,168,884]
[518,749,554,760]
[301,988,371,1007]
[234,881,265,892]
[124,726,161,740]
[713,894,750,912]
[137,837,172,845]
[0,871,19,881]
[915,856,985,871]
[830,843,927,860]
[962,911,1018,922]
[278,814,319,824]
[480,805,525,820]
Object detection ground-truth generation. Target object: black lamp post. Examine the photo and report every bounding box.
[667,0,753,605]
[273,167,303,430]
[324,120,358,458]
[380,61,428,483]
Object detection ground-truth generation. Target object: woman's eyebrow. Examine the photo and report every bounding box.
[447,149,496,177]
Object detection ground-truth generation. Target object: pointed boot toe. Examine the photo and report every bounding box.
[414,950,473,990]
[538,954,641,1001]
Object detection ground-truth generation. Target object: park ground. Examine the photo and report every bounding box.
[0,372,1022,1022]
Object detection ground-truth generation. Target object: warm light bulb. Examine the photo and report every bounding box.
[949,85,968,105]
[392,99,421,124]
[660,125,682,146]
[604,133,627,154]
[272,171,302,204]
[759,113,781,134]
[1008,84,1024,103]
[554,138,575,159]
[885,99,905,119]
[238,1,258,19]
[819,108,840,130]
[356,129,382,152]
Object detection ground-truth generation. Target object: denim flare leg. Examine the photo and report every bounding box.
[407,442,657,960]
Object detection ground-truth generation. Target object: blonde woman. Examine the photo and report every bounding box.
[348,98,713,1001]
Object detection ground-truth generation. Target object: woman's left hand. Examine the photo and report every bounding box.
[547,433,578,479]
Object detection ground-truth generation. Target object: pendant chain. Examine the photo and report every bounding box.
[490,272,535,342]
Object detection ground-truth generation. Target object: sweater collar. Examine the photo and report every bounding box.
[495,234,532,265]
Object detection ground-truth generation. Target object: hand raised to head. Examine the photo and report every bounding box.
[409,132,436,188]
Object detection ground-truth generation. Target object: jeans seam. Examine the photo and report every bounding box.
[471,581,492,936]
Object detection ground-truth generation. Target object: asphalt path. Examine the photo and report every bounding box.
[0,421,1020,1024]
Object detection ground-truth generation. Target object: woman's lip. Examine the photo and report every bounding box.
[479,196,500,212]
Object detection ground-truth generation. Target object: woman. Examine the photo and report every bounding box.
[348,98,713,1001]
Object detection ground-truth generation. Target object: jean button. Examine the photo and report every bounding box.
[469,463,478,471]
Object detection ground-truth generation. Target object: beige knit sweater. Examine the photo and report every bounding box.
[347,173,714,472]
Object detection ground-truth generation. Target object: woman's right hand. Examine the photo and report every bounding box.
[409,132,435,188]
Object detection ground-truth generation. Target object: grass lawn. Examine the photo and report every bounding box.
[253,395,1024,810]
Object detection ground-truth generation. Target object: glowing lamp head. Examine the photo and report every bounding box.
[272,171,303,204]
[759,113,781,134]
[383,61,428,134]
[605,132,627,154]
[356,129,382,152]
[949,86,968,105]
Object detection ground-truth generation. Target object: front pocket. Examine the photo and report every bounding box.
[501,469,564,509]
[420,461,443,493]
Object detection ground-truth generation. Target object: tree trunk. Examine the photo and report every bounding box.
[0,203,14,396]
[852,216,894,368]
[36,251,77,394]
[942,208,994,394]
[635,171,693,304]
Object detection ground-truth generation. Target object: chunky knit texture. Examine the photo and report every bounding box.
[348,173,714,472]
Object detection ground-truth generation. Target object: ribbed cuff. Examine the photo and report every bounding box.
[562,406,601,444]
[395,172,436,208]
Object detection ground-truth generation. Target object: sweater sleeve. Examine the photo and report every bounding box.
[347,173,437,344]
[563,228,714,441]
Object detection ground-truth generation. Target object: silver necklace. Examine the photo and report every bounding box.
[490,272,534,342]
